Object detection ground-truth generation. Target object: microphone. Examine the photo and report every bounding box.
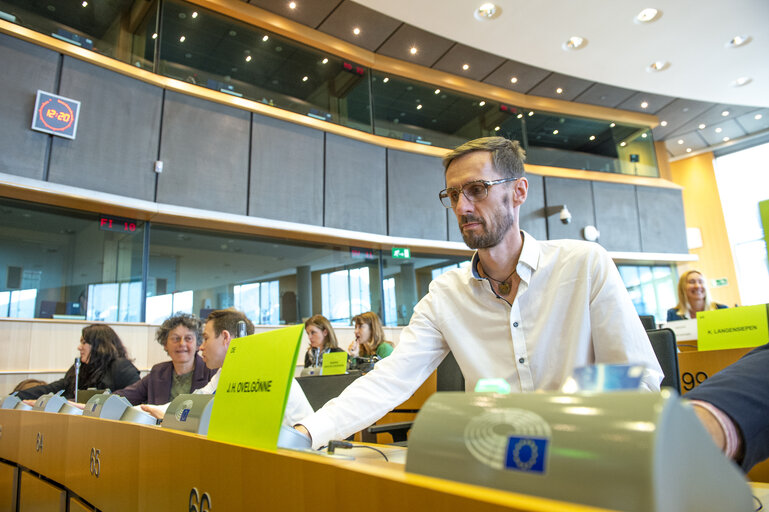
[74,357,81,402]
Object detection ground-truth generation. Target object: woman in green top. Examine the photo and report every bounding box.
[348,312,394,359]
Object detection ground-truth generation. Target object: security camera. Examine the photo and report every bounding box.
[559,206,572,224]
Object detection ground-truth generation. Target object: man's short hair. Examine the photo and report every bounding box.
[205,308,255,338]
[442,136,526,179]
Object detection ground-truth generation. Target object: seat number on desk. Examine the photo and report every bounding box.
[189,487,212,512]
[89,448,101,477]
[35,432,43,452]
[681,371,708,391]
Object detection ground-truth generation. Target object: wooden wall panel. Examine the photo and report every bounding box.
[157,91,250,214]
[249,115,324,225]
[387,149,445,240]
[592,182,641,252]
[324,134,386,234]
[0,33,58,180]
[543,177,595,240]
[47,57,162,200]
[636,186,688,253]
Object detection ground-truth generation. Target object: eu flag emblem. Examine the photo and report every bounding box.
[504,436,548,474]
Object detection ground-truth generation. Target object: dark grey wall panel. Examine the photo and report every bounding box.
[249,115,324,225]
[543,177,595,240]
[0,33,58,179]
[520,173,547,240]
[387,149,445,239]
[636,186,688,253]
[48,57,162,200]
[157,91,250,214]
[324,134,386,234]
[592,182,641,252]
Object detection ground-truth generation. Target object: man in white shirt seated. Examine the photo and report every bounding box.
[141,308,313,427]
[295,136,663,449]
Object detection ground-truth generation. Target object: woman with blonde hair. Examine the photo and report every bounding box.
[667,270,727,321]
[347,312,393,359]
[303,314,344,368]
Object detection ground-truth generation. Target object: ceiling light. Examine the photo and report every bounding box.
[731,76,752,87]
[721,110,730,117]
[723,137,730,142]
[510,77,518,84]
[179,35,186,42]
[289,2,296,9]
[589,135,596,141]
[262,35,269,42]
[715,127,722,133]
[756,114,763,120]
[152,33,158,39]
[660,121,668,127]
[677,139,684,145]
[322,58,328,64]
[81,1,87,6]
[462,64,470,71]
[302,76,308,82]
[528,111,534,117]
[556,88,563,94]
[647,61,669,72]
[479,101,486,106]
[516,114,523,119]
[191,11,198,18]
[563,36,587,51]
[609,123,616,128]
[474,3,501,21]
[635,8,661,23]
[494,126,500,131]
[686,148,692,153]
[383,77,389,83]
[640,101,649,109]
[353,27,360,35]
[410,47,418,55]
[434,89,440,94]
[245,55,252,62]
[642,133,648,138]
[416,104,423,110]
[228,30,237,37]
[698,124,706,129]
[726,35,751,48]
[620,142,627,147]
[553,130,559,135]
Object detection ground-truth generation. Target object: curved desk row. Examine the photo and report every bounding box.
[0,409,610,512]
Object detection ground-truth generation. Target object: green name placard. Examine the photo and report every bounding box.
[321,351,348,375]
[207,324,302,450]
[697,304,769,351]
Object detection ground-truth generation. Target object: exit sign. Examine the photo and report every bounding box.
[712,278,728,288]
[392,247,410,259]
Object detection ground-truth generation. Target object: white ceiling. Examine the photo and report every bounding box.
[355,0,769,108]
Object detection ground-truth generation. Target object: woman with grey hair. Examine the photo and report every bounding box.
[114,312,216,405]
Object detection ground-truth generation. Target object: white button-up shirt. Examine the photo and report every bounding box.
[301,232,663,448]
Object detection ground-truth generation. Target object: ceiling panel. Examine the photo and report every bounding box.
[735,108,769,133]
[690,103,759,129]
[481,60,551,95]
[697,119,748,146]
[525,72,593,102]
[431,43,505,82]
[375,23,454,68]
[316,0,401,52]
[651,98,715,140]
[246,0,342,28]
[665,132,710,158]
[617,91,675,114]
[572,83,636,109]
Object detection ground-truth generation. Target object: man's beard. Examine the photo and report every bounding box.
[459,204,515,249]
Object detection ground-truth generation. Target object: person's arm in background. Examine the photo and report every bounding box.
[16,377,69,400]
[108,358,140,391]
[113,373,150,405]
[686,343,769,471]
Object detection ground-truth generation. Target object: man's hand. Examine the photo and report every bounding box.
[140,404,165,420]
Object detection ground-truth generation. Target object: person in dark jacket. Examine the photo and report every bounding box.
[17,324,139,400]
[114,313,215,405]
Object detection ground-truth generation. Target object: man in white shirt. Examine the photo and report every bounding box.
[142,308,313,426]
[295,136,663,449]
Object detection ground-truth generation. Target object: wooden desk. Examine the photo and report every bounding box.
[0,409,612,512]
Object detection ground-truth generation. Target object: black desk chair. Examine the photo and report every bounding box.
[639,314,656,330]
[646,328,681,393]
[295,372,362,412]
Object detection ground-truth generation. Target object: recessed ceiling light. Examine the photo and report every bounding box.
[462,64,470,71]
[562,36,587,51]
[660,120,668,127]
[731,77,752,87]
[353,27,361,35]
[179,35,186,42]
[677,139,684,145]
[416,104,422,110]
[410,47,418,55]
[289,1,296,9]
[510,77,518,84]
[642,133,648,138]
[610,122,616,128]
[723,137,730,142]
[322,58,328,64]
[756,114,764,120]
[721,110,730,117]
[528,111,534,117]
[589,135,596,141]
[434,89,440,94]
[81,1,87,6]
[191,11,198,18]
[228,30,237,37]
[640,101,649,109]
[151,33,158,39]
[726,35,751,48]
[474,3,501,21]
[302,76,308,82]
[635,8,661,23]
[620,142,627,147]
[686,148,692,153]
[553,130,559,135]
[383,77,389,83]
[556,88,563,94]
[262,35,269,42]
[647,61,669,72]
[516,114,523,119]
[245,55,252,62]
[479,101,486,106]
[715,127,722,133]
[698,124,706,129]
[494,126,500,131]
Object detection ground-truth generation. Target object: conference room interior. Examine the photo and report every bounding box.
[1,0,768,510]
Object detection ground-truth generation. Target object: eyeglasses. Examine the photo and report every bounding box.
[438,177,517,208]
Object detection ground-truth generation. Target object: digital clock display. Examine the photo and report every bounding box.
[31,90,81,140]
[99,215,139,234]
